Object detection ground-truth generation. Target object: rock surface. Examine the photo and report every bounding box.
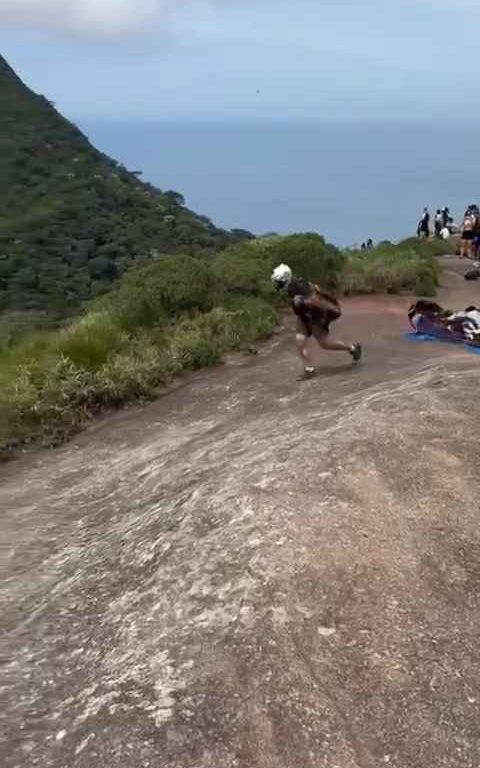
[2,258,480,767]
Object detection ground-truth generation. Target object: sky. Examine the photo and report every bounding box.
[1,0,479,122]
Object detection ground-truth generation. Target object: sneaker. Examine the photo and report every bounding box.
[297,367,316,381]
[350,343,362,362]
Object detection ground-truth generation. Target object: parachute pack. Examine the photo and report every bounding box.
[408,300,480,345]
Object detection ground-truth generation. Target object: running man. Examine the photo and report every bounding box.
[271,264,362,380]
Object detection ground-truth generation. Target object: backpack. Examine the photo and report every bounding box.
[309,284,342,321]
[288,278,342,324]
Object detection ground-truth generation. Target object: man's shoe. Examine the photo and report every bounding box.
[297,367,316,381]
[350,343,362,362]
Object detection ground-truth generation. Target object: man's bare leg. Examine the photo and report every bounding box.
[315,330,362,360]
[295,333,315,377]
[317,335,352,352]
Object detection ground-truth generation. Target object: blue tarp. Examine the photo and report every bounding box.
[405,331,480,355]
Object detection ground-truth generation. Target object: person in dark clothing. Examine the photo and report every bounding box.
[473,216,480,260]
[271,264,362,380]
[460,208,476,259]
[441,207,451,229]
[467,206,480,259]
[417,208,430,239]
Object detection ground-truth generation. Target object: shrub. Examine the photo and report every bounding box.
[99,255,221,331]
[216,233,345,293]
[55,312,127,370]
[342,246,439,296]
[169,297,278,371]
[210,250,275,299]
[94,339,173,404]
[397,237,452,258]
[0,355,94,447]
[414,267,439,297]
[170,321,224,370]
[0,293,278,452]
[223,296,278,345]
[267,233,345,290]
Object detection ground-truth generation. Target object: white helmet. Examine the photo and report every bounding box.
[271,263,292,288]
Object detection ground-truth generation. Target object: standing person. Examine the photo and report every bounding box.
[271,264,362,380]
[418,208,430,239]
[434,209,443,238]
[460,207,476,259]
[471,206,480,259]
[442,207,451,229]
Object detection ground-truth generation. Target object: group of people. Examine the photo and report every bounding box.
[360,239,374,251]
[417,204,480,259]
[417,206,453,240]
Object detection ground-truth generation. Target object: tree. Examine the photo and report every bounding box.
[164,190,185,207]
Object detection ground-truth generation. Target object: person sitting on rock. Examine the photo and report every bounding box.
[271,264,362,380]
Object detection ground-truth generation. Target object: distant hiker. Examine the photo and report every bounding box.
[271,264,362,380]
[417,208,430,239]
[441,207,452,229]
[361,242,367,251]
[366,238,374,249]
[471,206,480,259]
[434,209,443,238]
[465,204,479,218]
[460,208,476,259]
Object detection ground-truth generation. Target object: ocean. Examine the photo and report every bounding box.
[81,120,480,247]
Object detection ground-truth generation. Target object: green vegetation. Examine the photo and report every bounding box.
[0,251,278,452]
[0,54,249,316]
[0,233,448,455]
[210,233,345,294]
[342,237,445,296]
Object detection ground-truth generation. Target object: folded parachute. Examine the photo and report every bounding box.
[408,300,480,344]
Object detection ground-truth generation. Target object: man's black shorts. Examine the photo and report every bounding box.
[296,310,337,338]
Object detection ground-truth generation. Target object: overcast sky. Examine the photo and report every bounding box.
[2,0,479,122]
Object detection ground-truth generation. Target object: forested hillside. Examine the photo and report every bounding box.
[0,54,247,315]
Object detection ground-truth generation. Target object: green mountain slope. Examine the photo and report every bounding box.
[0,55,247,315]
